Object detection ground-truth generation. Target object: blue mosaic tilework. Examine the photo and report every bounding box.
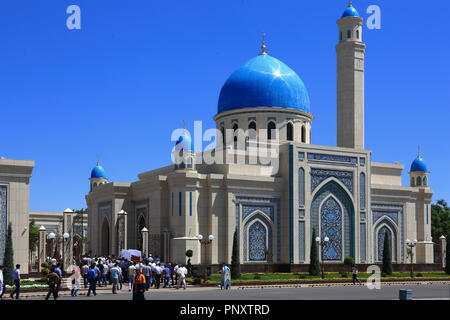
[298,221,305,262]
[376,223,397,262]
[372,204,404,262]
[242,204,274,222]
[0,186,7,265]
[311,181,354,260]
[310,168,353,194]
[360,173,366,209]
[298,168,305,206]
[373,211,398,225]
[236,197,280,262]
[243,214,272,261]
[320,197,343,261]
[360,223,366,261]
[298,152,305,161]
[307,153,357,164]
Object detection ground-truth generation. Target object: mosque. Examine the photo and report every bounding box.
[85,2,434,267]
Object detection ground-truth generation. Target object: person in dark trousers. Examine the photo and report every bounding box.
[10,264,21,300]
[132,268,146,300]
[46,266,61,300]
[87,264,97,296]
[352,264,362,285]
[54,263,62,298]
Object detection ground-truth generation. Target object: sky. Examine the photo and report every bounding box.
[0,0,449,212]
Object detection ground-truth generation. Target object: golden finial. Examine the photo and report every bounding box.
[349,1,353,7]
[260,31,267,55]
[97,154,100,166]
[418,145,421,157]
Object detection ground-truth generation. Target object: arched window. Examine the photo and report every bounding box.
[220,127,225,146]
[233,123,238,142]
[423,176,427,186]
[410,177,415,187]
[248,121,257,140]
[417,176,422,186]
[267,121,276,140]
[356,30,360,39]
[301,125,306,143]
[286,122,293,141]
[340,32,343,41]
[347,30,351,39]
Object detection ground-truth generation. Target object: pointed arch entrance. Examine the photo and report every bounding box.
[101,217,110,255]
[137,215,146,252]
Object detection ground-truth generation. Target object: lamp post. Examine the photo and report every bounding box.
[406,239,418,278]
[197,234,214,283]
[117,210,128,256]
[315,236,330,279]
[48,232,56,259]
[62,232,70,273]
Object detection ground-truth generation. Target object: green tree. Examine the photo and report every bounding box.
[231,228,241,279]
[185,249,193,276]
[309,228,320,276]
[431,200,450,243]
[382,230,393,275]
[29,219,39,254]
[3,223,14,285]
[445,231,450,274]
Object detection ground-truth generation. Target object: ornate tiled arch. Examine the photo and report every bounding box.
[374,219,398,262]
[243,213,273,262]
[310,168,353,195]
[310,181,355,260]
[372,204,404,261]
[319,195,344,261]
[235,197,280,263]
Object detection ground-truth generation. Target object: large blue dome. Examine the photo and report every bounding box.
[342,4,360,18]
[217,54,311,114]
[410,156,428,172]
[91,164,107,179]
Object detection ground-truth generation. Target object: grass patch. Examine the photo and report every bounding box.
[206,272,450,283]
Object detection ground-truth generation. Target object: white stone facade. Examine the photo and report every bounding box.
[85,10,434,266]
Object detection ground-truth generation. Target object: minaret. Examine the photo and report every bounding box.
[89,157,108,192]
[409,146,430,188]
[336,1,366,149]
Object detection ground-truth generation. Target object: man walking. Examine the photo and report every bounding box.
[128,262,136,292]
[177,264,187,290]
[81,262,89,288]
[10,264,21,300]
[54,263,62,298]
[132,267,146,300]
[87,264,97,297]
[110,263,120,294]
[153,263,162,289]
[352,264,362,285]
[142,262,151,291]
[46,266,61,300]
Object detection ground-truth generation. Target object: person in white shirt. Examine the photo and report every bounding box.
[177,264,188,290]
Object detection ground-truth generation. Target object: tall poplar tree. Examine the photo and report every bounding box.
[309,228,320,275]
[3,223,14,285]
[382,230,393,275]
[231,228,241,279]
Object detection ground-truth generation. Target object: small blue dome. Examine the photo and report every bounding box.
[410,156,428,172]
[342,4,360,18]
[217,54,310,114]
[175,131,193,151]
[91,164,107,179]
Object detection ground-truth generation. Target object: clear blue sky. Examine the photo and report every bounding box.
[0,0,449,212]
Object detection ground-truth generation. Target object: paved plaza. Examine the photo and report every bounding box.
[20,282,450,301]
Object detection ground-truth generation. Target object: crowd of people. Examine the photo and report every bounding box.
[73,255,189,300]
[0,255,229,301]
